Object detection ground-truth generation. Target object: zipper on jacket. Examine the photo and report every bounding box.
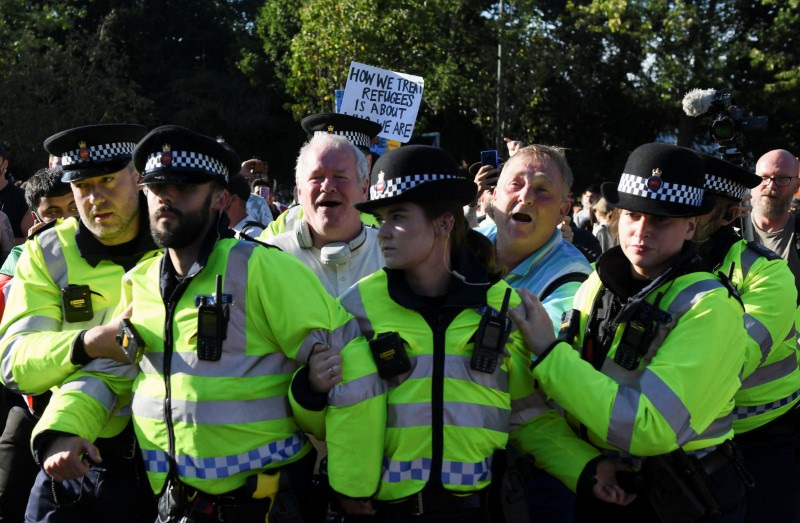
[430,316,446,487]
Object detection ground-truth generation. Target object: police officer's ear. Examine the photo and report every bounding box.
[684,216,698,239]
[210,187,229,211]
[434,212,454,236]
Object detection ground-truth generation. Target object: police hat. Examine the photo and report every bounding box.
[44,124,147,183]
[301,113,382,151]
[134,125,240,186]
[602,143,714,217]
[696,152,760,200]
[355,145,476,214]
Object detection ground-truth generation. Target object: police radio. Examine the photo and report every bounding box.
[471,288,512,373]
[196,275,229,362]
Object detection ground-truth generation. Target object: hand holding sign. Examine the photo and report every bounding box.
[340,62,424,143]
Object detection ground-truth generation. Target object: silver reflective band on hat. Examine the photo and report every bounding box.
[618,172,704,207]
[61,142,136,166]
[704,173,748,200]
[370,173,461,200]
[144,150,228,177]
[313,130,371,149]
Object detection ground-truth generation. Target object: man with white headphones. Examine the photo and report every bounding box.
[263,132,383,297]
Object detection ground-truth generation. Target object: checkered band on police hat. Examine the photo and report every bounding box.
[61,141,136,167]
[144,150,229,178]
[617,172,704,208]
[314,130,371,149]
[370,172,460,200]
[704,173,748,200]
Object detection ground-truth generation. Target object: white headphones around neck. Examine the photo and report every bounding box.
[295,219,368,266]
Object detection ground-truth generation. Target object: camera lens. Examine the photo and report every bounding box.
[710,117,735,141]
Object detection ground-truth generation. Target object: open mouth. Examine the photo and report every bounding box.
[511,212,532,223]
[317,201,341,208]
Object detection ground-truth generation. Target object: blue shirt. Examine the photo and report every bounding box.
[476,225,593,333]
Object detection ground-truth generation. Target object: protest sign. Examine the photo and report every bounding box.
[340,62,424,143]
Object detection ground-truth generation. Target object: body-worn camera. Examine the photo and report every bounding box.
[369,331,411,379]
[116,318,145,364]
[62,284,93,323]
[471,288,512,373]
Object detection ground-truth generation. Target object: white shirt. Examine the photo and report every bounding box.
[265,225,384,297]
[232,212,266,238]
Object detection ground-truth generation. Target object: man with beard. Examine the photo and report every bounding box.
[262,133,383,297]
[750,149,800,297]
[0,124,159,522]
[31,125,364,523]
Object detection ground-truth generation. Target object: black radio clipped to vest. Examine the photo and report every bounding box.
[471,288,512,374]
[196,275,229,362]
[62,284,93,323]
[369,331,411,379]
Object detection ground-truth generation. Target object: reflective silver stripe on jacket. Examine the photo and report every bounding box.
[297,319,361,364]
[740,351,799,390]
[139,350,297,379]
[339,284,375,339]
[142,431,307,479]
[510,390,551,430]
[38,228,68,289]
[742,313,773,364]
[60,376,117,412]
[381,456,492,486]
[0,315,64,392]
[329,372,385,407]
[132,393,294,424]
[739,247,759,278]
[387,401,509,433]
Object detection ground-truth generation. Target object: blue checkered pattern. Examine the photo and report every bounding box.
[382,457,492,486]
[61,141,136,166]
[733,389,800,419]
[144,150,229,177]
[704,173,748,200]
[371,173,461,200]
[314,130,371,149]
[141,431,307,479]
[618,172,704,207]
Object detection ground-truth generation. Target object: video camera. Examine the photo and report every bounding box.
[682,88,768,167]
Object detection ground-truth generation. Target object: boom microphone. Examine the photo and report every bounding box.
[682,88,718,117]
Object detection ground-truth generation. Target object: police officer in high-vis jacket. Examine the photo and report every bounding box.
[30,125,365,522]
[291,145,635,522]
[0,124,159,522]
[694,152,800,521]
[510,143,750,522]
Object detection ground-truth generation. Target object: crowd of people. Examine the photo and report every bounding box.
[0,112,796,523]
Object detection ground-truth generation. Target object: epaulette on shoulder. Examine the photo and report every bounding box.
[746,241,781,261]
[236,230,282,251]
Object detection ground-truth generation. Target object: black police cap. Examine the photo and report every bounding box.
[602,143,714,217]
[696,151,760,200]
[301,113,382,151]
[356,145,476,214]
[134,125,240,186]
[44,124,147,183]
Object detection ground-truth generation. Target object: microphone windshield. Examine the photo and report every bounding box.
[682,88,717,117]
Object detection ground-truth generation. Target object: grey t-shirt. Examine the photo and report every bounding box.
[751,213,800,300]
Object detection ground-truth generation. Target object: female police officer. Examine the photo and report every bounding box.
[509,143,750,522]
[291,145,635,522]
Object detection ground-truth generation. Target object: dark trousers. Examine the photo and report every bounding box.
[25,456,156,523]
[574,459,746,523]
[0,407,40,522]
[737,410,800,523]
[343,508,487,523]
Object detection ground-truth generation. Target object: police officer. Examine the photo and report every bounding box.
[694,152,800,521]
[32,125,364,523]
[0,124,158,522]
[292,145,633,522]
[510,143,750,521]
[262,112,381,238]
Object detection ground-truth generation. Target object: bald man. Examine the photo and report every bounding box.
[751,149,800,297]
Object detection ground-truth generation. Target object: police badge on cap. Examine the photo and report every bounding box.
[602,143,714,217]
[355,145,476,214]
[44,124,148,183]
[134,125,240,186]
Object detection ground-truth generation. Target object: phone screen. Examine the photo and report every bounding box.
[480,150,498,168]
[198,307,218,338]
[259,186,270,199]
